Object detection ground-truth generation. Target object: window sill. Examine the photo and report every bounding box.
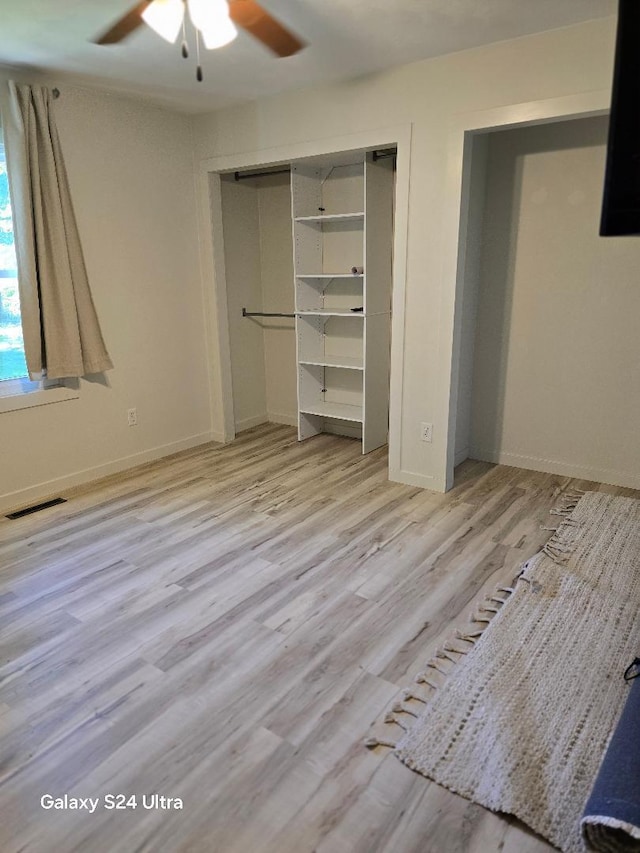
[0,384,79,413]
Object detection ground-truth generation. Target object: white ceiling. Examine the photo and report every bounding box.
[0,0,617,114]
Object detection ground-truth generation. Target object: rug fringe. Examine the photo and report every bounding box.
[366,587,519,750]
[364,735,397,749]
[540,491,585,566]
[364,490,589,751]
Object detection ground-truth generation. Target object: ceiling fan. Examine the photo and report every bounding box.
[95,0,305,77]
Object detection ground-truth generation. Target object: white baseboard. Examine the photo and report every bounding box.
[0,431,218,516]
[470,447,640,491]
[267,411,298,427]
[235,413,268,432]
[390,466,442,492]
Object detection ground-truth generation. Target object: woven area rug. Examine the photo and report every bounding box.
[369,491,640,853]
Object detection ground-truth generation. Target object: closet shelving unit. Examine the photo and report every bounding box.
[291,152,394,453]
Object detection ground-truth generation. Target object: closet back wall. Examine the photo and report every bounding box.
[469,115,640,487]
[220,173,296,432]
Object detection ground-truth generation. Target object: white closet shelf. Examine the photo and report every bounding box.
[296,274,364,280]
[295,212,365,223]
[299,401,364,422]
[298,356,364,370]
[292,153,393,453]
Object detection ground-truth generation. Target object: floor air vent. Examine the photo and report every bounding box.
[6,497,67,519]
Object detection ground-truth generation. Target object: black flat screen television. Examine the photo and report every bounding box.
[600,0,640,236]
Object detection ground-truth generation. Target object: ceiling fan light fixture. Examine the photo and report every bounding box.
[141,0,184,43]
[187,0,237,48]
[200,17,238,49]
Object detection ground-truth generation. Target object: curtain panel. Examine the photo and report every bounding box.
[1,82,112,379]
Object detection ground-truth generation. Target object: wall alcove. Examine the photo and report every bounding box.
[449,108,640,490]
[215,146,397,455]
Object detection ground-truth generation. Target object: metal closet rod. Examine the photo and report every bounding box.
[242,308,295,318]
[234,168,291,181]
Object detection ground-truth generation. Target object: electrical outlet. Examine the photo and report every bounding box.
[420,422,433,443]
[127,407,137,427]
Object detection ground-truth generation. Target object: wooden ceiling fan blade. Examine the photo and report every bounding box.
[94,1,151,45]
[228,0,305,57]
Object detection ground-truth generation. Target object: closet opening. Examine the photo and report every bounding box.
[218,148,396,455]
[451,113,639,490]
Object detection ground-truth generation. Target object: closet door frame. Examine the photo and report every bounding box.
[198,125,412,480]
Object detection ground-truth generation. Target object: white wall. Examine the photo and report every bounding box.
[0,81,213,512]
[0,17,623,508]
[191,17,618,491]
[469,115,640,488]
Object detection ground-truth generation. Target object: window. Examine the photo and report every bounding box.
[0,140,29,384]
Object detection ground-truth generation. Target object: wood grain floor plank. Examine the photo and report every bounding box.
[1,424,624,852]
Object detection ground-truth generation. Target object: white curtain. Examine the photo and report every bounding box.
[1,82,112,379]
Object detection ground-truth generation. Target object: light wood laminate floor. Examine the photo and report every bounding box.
[2,424,636,853]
